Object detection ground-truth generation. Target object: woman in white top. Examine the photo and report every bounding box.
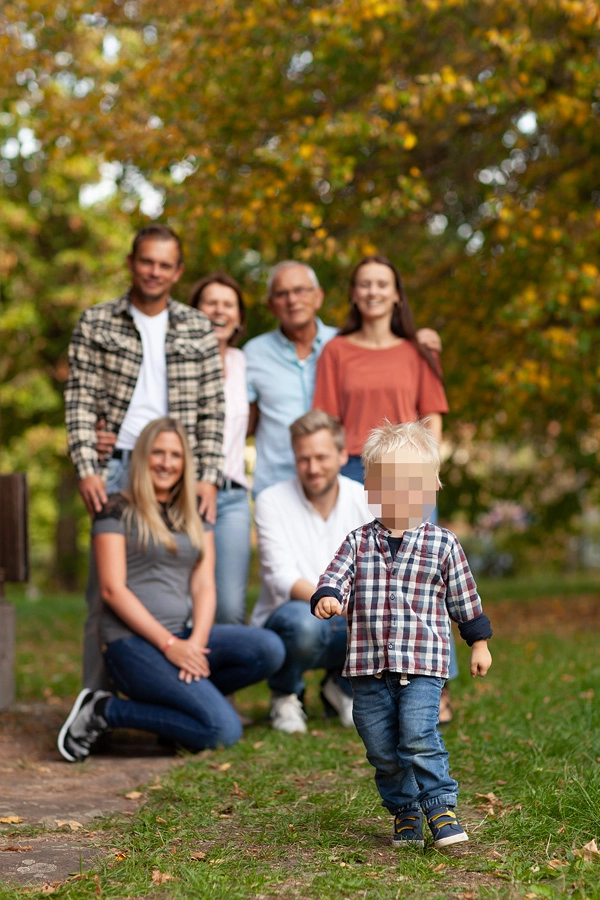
[189,273,250,625]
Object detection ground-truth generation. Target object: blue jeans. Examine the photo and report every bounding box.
[265,601,351,697]
[214,488,251,625]
[340,455,365,483]
[103,625,285,750]
[82,455,131,691]
[351,672,458,814]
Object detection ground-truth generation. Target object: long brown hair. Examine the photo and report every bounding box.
[341,255,442,380]
[125,417,204,555]
[189,272,246,346]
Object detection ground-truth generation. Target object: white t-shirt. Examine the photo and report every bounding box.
[250,474,372,626]
[116,305,169,450]
[223,347,249,488]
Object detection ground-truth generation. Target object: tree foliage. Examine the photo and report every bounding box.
[2,0,600,573]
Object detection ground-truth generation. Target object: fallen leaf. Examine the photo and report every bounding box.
[0,816,23,824]
[55,820,83,831]
[156,817,167,824]
[524,894,537,899]
[94,873,102,897]
[574,838,600,861]
[488,850,503,859]
[580,689,594,700]
[124,791,142,800]
[40,884,56,894]
[190,851,206,860]
[149,785,162,791]
[110,848,129,861]
[561,673,575,682]
[218,762,232,771]
[151,870,174,884]
[252,741,264,749]
[433,862,446,871]
[476,792,501,804]
[547,859,569,869]
[0,845,33,852]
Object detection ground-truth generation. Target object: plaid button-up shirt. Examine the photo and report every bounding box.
[65,293,225,484]
[315,520,484,679]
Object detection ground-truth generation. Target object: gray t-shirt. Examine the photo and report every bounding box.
[92,493,201,645]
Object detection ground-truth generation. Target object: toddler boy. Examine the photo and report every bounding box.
[311,421,492,849]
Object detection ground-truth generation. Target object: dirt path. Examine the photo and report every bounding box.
[0,700,179,886]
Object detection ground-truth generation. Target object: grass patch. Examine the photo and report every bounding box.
[2,574,600,898]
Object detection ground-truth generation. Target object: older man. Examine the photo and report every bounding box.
[244,260,440,496]
[250,409,371,734]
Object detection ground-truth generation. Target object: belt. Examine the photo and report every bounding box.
[222,478,246,490]
[111,449,130,460]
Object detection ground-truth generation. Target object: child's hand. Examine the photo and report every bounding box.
[314,597,343,619]
[470,640,492,677]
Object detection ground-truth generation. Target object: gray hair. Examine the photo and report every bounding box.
[290,409,346,452]
[266,260,320,298]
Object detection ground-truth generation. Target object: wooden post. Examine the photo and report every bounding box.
[0,473,29,711]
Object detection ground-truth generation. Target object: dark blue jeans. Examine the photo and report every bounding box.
[103,625,285,750]
[351,672,458,814]
[265,600,350,697]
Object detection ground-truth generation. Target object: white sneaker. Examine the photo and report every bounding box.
[321,677,354,728]
[270,693,307,734]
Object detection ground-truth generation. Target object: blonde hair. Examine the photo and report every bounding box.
[125,417,204,555]
[361,420,441,478]
[289,409,346,452]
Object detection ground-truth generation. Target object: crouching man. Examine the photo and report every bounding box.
[250,410,371,733]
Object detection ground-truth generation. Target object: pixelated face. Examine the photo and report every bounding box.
[364,448,438,532]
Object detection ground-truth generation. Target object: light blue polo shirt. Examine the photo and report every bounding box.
[244,318,338,495]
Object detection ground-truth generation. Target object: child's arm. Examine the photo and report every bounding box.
[470,640,492,677]
[310,534,357,619]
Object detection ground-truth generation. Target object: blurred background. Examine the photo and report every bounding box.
[2,0,600,589]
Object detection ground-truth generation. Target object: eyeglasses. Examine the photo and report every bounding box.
[271,286,315,301]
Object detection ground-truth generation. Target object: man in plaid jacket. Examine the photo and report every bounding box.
[65,224,225,689]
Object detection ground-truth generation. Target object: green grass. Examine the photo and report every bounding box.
[2,573,600,898]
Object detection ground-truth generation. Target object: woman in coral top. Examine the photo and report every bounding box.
[313,254,448,483]
[313,254,455,722]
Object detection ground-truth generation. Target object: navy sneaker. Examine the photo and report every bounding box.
[58,689,112,762]
[426,806,468,848]
[393,809,424,848]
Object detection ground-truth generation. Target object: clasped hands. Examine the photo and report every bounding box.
[164,637,211,684]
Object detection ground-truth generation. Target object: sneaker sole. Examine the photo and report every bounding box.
[393,839,425,849]
[57,688,93,762]
[433,832,469,849]
[271,720,308,735]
